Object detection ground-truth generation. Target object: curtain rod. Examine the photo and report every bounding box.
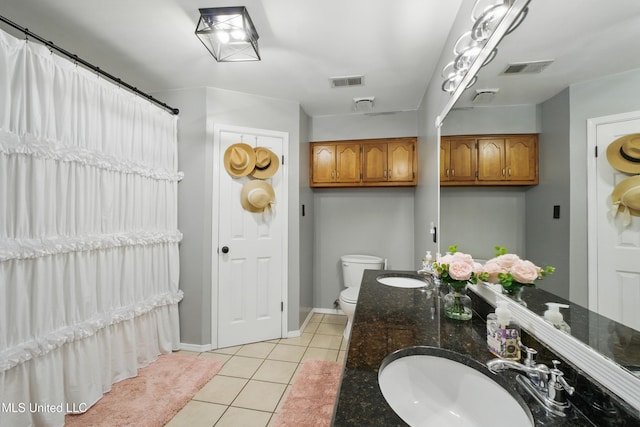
[0,14,179,115]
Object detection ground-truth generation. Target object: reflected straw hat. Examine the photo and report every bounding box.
[240,180,276,213]
[224,143,257,177]
[606,133,640,174]
[250,147,279,179]
[610,175,640,227]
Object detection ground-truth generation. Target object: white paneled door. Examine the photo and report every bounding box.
[588,112,640,331]
[215,125,287,348]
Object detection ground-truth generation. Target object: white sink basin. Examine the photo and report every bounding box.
[376,276,428,288]
[379,353,533,427]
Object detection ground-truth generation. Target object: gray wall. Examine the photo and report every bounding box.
[160,86,303,346]
[443,105,539,136]
[440,188,526,260]
[312,188,416,308]
[160,88,211,346]
[311,112,418,141]
[438,106,539,260]
[298,108,314,326]
[568,68,640,306]
[309,112,418,309]
[206,88,302,343]
[527,89,571,299]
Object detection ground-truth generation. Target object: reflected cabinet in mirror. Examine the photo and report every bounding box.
[437,0,640,399]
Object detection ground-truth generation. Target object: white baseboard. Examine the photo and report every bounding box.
[179,343,213,353]
[191,307,347,347]
[313,307,345,315]
[286,307,346,338]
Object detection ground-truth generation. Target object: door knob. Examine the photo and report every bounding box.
[221,246,229,254]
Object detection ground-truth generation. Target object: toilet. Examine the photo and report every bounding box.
[338,254,386,339]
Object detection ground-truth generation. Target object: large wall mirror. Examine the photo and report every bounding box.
[438,0,640,392]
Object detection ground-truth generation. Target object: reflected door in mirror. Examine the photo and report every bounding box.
[594,117,640,331]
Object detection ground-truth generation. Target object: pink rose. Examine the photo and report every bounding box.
[451,252,474,266]
[483,260,505,284]
[510,260,540,284]
[448,260,473,281]
[473,262,484,275]
[495,253,521,269]
[437,254,454,265]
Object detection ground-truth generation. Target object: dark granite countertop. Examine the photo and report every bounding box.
[331,270,596,427]
[512,286,640,371]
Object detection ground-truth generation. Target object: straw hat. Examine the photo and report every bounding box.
[611,175,640,227]
[606,133,640,174]
[241,180,276,213]
[251,147,279,179]
[224,143,257,177]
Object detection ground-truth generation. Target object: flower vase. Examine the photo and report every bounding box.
[503,285,527,307]
[444,285,473,321]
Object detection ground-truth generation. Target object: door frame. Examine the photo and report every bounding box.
[586,110,640,312]
[210,123,289,349]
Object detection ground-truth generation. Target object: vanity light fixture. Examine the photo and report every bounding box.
[441,0,530,94]
[195,7,260,62]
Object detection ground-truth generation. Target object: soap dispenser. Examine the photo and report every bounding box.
[487,301,521,360]
[544,303,571,333]
[424,251,433,271]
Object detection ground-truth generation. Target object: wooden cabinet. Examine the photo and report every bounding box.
[477,136,537,182]
[362,142,387,182]
[310,137,417,187]
[441,134,538,186]
[311,143,360,184]
[362,140,416,183]
[441,138,477,183]
[388,141,416,182]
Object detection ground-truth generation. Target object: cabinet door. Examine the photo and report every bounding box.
[362,143,388,182]
[312,144,336,183]
[388,141,415,182]
[440,140,451,181]
[336,143,361,182]
[505,136,537,181]
[477,139,506,181]
[449,139,477,181]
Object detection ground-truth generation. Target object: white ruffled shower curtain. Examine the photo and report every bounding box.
[0,28,183,427]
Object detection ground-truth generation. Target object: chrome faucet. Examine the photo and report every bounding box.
[487,344,575,416]
[486,357,550,384]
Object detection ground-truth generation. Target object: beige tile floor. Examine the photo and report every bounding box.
[165,313,347,427]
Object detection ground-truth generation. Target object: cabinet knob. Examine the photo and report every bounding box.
[388,169,392,178]
[451,169,455,177]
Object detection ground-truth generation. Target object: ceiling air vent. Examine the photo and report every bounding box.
[329,75,364,88]
[472,88,499,104]
[353,97,375,113]
[502,60,554,75]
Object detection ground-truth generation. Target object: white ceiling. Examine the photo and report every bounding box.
[0,0,462,117]
[454,0,640,109]
[1,0,640,117]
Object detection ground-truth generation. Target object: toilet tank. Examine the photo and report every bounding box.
[341,254,385,288]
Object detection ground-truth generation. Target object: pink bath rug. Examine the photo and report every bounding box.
[65,353,223,427]
[275,359,343,427]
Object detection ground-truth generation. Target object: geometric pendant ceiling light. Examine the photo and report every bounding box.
[195,7,261,62]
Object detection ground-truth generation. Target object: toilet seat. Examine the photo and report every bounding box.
[340,287,359,304]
